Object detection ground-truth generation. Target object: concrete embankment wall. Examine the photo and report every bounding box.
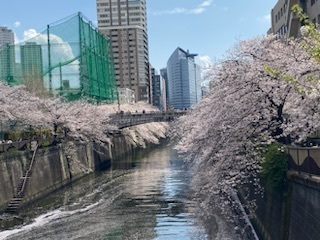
[287,173,320,240]
[0,134,135,212]
[245,187,290,240]
[243,173,320,240]
[1,152,31,211]
[238,181,290,240]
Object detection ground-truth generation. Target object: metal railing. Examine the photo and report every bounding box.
[108,111,186,129]
[17,144,38,197]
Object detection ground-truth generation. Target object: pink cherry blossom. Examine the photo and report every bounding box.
[171,34,320,219]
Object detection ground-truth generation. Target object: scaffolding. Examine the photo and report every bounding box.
[0,13,116,102]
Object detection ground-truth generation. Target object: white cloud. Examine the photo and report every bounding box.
[168,8,188,14]
[20,28,80,88]
[198,55,213,69]
[198,55,213,81]
[199,0,214,8]
[153,8,187,15]
[258,14,271,24]
[190,8,205,15]
[14,33,20,44]
[152,1,213,16]
[264,14,271,22]
[92,20,98,27]
[23,29,38,41]
[14,21,21,28]
[13,28,36,44]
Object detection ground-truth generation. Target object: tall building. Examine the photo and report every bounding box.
[270,0,320,38]
[160,68,169,110]
[0,27,14,46]
[166,47,202,110]
[160,75,167,111]
[150,67,161,109]
[96,0,150,102]
[0,27,15,82]
[20,42,43,82]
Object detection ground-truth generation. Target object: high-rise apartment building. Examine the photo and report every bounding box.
[0,27,15,82]
[20,42,43,81]
[166,47,202,110]
[96,0,150,102]
[270,0,320,38]
[0,27,14,46]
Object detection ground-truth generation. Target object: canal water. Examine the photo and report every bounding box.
[0,143,238,240]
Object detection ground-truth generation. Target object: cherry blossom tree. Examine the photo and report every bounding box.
[171,34,320,222]
[0,83,111,143]
[0,82,168,145]
[39,98,117,144]
[0,82,51,137]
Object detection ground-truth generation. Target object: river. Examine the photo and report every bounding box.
[0,143,238,240]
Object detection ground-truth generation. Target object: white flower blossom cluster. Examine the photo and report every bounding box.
[171,34,320,221]
[0,83,168,145]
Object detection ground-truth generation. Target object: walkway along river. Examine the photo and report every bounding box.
[0,142,238,240]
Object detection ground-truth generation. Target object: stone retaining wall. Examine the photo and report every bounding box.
[0,134,136,212]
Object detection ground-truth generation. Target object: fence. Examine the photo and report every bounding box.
[109,111,187,129]
[0,12,116,102]
[287,146,320,176]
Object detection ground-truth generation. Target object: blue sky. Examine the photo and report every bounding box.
[0,0,277,72]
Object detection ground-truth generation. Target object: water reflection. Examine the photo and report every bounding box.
[154,155,206,240]
[0,143,234,240]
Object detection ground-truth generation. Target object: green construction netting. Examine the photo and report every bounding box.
[0,13,116,103]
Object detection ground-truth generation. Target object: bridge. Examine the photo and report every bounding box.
[108,110,186,129]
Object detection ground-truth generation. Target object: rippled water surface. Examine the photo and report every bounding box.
[0,143,236,240]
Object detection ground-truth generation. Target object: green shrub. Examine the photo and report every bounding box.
[261,143,288,190]
[40,140,52,147]
[4,130,21,141]
[3,128,52,141]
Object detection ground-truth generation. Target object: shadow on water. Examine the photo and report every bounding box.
[0,141,237,240]
[0,141,158,229]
